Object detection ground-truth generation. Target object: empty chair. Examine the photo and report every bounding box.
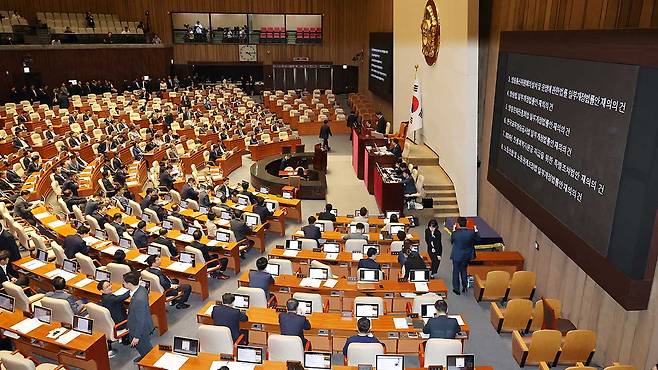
[104,223,121,243]
[530,298,562,332]
[30,234,55,261]
[127,200,143,218]
[346,342,385,366]
[310,260,334,278]
[76,252,102,277]
[0,354,62,370]
[198,325,243,356]
[490,298,533,333]
[345,239,367,253]
[512,329,562,367]
[166,216,184,231]
[507,271,536,300]
[314,220,334,232]
[268,258,293,275]
[40,296,74,324]
[143,208,160,226]
[474,270,511,302]
[85,215,100,234]
[86,302,129,357]
[267,334,304,362]
[353,296,385,316]
[556,330,596,366]
[106,263,131,284]
[298,238,318,250]
[2,281,44,313]
[292,292,326,313]
[419,338,463,367]
[51,241,66,267]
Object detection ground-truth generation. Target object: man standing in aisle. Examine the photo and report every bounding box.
[450,217,479,295]
[319,120,332,151]
[124,271,154,363]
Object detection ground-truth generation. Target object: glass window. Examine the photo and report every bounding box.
[172,13,210,44]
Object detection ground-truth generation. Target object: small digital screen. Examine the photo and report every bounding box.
[359,269,380,282]
[265,201,276,212]
[285,240,301,250]
[141,213,150,222]
[179,252,195,265]
[95,230,107,240]
[119,238,131,248]
[376,355,404,370]
[62,259,78,273]
[173,336,199,356]
[282,191,292,199]
[237,196,249,206]
[355,303,379,318]
[140,279,151,292]
[260,187,269,194]
[36,249,48,262]
[362,244,380,255]
[0,293,15,312]
[199,206,208,214]
[220,211,232,220]
[389,224,405,235]
[304,352,332,369]
[147,245,161,256]
[323,243,340,253]
[410,269,430,282]
[125,206,132,215]
[216,231,230,242]
[447,354,475,370]
[298,300,313,315]
[187,226,198,236]
[233,294,250,309]
[245,215,258,227]
[68,79,78,85]
[73,315,93,335]
[162,220,173,230]
[236,346,263,364]
[34,306,52,324]
[265,264,280,276]
[421,303,438,318]
[95,269,111,282]
[350,225,366,234]
[314,222,325,232]
[330,209,338,216]
[309,267,328,280]
[180,200,188,209]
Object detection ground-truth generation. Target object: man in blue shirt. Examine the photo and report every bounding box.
[343,317,383,356]
[422,299,461,339]
[249,257,275,299]
[279,298,311,348]
[358,247,381,270]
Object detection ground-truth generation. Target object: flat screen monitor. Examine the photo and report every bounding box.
[259,187,269,194]
[297,299,313,315]
[350,224,366,234]
[421,303,438,318]
[236,345,263,364]
[220,211,232,220]
[285,240,301,251]
[187,226,198,236]
[147,245,162,256]
[309,267,328,280]
[447,354,475,370]
[265,264,280,276]
[95,230,107,240]
[140,279,151,292]
[389,224,405,235]
[216,230,230,242]
[180,200,188,209]
[125,205,133,215]
[179,251,195,265]
[362,244,380,255]
[282,191,293,199]
[68,79,77,85]
[359,269,380,282]
[304,352,332,369]
[410,269,430,282]
[94,269,111,282]
[314,222,325,232]
[245,214,258,227]
[265,201,276,212]
[199,206,208,214]
[354,210,361,217]
[72,315,93,335]
[355,303,379,318]
[162,220,173,230]
[173,336,199,356]
[0,293,14,312]
[233,294,250,309]
[376,355,404,370]
[36,249,48,263]
[323,243,340,253]
[141,213,150,222]
[34,306,52,324]
[330,209,338,216]
[119,238,131,249]
[237,196,249,206]
[62,259,78,273]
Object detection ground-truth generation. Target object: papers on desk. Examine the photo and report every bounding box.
[351,252,363,261]
[103,246,129,256]
[400,293,416,298]
[83,236,100,245]
[323,278,338,288]
[126,181,139,187]
[132,254,150,264]
[218,220,230,228]
[128,221,140,228]
[293,230,304,237]
[175,234,194,243]
[113,287,129,296]
[325,253,338,260]
[448,315,465,326]
[205,305,216,316]
[206,240,220,247]
[20,259,46,271]
[168,262,192,272]
[146,226,162,234]
[414,282,429,292]
[47,220,66,229]
[393,317,409,329]
[11,318,44,334]
[234,205,247,211]
[299,278,322,288]
[45,269,77,281]
[34,212,51,220]
[2,330,19,339]
[154,352,189,370]
[56,329,83,344]
[210,361,256,370]
[73,278,94,288]
[282,250,299,258]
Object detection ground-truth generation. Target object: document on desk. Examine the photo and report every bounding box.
[73,277,94,288]
[448,315,465,325]
[175,234,194,243]
[113,287,129,296]
[20,259,46,271]
[323,278,338,288]
[218,220,230,228]
[210,361,256,370]
[131,254,150,264]
[393,317,409,329]
[47,220,66,228]
[299,278,322,288]
[205,304,217,316]
[56,330,83,344]
[414,282,429,292]
[146,226,162,233]
[154,352,189,370]
[103,246,128,256]
[34,212,51,220]
[168,262,193,272]
[45,269,77,281]
[325,253,338,260]
[83,236,100,245]
[283,250,299,258]
[351,252,363,261]
[11,318,44,334]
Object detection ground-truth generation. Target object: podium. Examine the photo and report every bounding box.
[313,143,327,171]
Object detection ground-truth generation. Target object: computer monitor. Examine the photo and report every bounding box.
[140,279,151,292]
[147,245,162,256]
[68,79,77,85]
[199,206,208,214]
[282,191,293,199]
[62,259,78,273]
[309,267,328,280]
[259,187,269,194]
[304,352,332,369]
[350,224,366,234]
[119,238,131,249]
[265,264,280,276]
[322,243,340,253]
[216,230,230,242]
[376,355,404,370]
[314,222,325,232]
[446,354,475,370]
[421,303,438,318]
[329,209,338,216]
[265,201,276,212]
[389,224,405,235]
[355,303,379,318]
[410,269,430,282]
[180,200,188,209]
[173,336,199,357]
[354,210,361,217]
[71,220,83,229]
[245,214,259,227]
[220,211,232,220]
[233,294,250,309]
[34,306,52,324]
[36,249,48,263]
[187,226,198,236]
[0,293,15,312]
[125,205,133,216]
[297,300,313,315]
[141,213,151,223]
[359,269,380,282]
[236,345,263,364]
[285,240,301,251]
[179,251,195,266]
[237,196,249,206]
[385,211,400,220]
[72,315,93,335]
[95,229,107,240]
[162,220,173,230]
[94,269,111,282]
[362,244,380,255]
[161,194,173,202]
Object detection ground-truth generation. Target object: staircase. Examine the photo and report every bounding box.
[423,183,460,220]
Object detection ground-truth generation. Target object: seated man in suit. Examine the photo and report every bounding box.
[97,279,130,342]
[301,216,321,241]
[342,317,383,356]
[45,276,86,315]
[145,255,191,309]
[63,225,90,259]
[401,169,417,195]
[353,207,369,223]
[249,257,275,299]
[180,178,199,201]
[343,222,369,240]
[317,203,336,222]
[211,293,249,343]
[13,190,37,226]
[198,185,213,209]
[0,250,18,284]
[190,230,229,280]
[111,213,127,237]
[358,247,381,270]
[279,298,311,348]
[0,223,21,262]
[422,299,460,339]
[252,197,272,222]
[153,228,177,257]
[389,138,403,158]
[132,221,149,249]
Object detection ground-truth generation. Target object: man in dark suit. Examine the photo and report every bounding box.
[375,112,387,135]
[249,257,275,299]
[422,299,461,339]
[301,216,321,241]
[317,204,336,222]
[110,213,127,237]
[279,298,311,348]
[0,250,18,284]
[191,230,229,280]
[198,185,212,209]
[153,228,177,257]
[132,221,149,249]
[342,317,382,356]
[390,138,403,158]
[64,226,90,259]
[159,167,175,190]
[123,271,155,362]
[450,217,480,295]
[358,247,381,270]
[0,224,21,262]
[180,178,199,201]
[98,280,129,326]
[13,190,37,225]
[4,166,23,184]
[145,255,191,309]
[319,120,332,150]
[53,167,68,186]
[252,198,272,222]
[230,210,252,243]
[62,173,80,196]
[12,133,30,150]
[211,293,249,343]
[401,169,417,195]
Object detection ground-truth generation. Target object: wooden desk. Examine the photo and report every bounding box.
[14,256,169,336]
[248,137,302,161]
[32,141,59,160]
[290,230,419,252]
[297,120,350,135]
[364,149,397,195]
[223,136,247,154]
[467,251,525,280]
[32,206,77,238]
[217,150,242,176]
[142,146,167,166]
[180,146,207,174]
[374,165,404,213]
[351,128,388,180]
[0,309,110,370]
[78,158,103,197]
[331,215,410,228]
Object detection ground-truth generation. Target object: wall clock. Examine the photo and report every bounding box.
[421,0,440,66]
[239,44,257,62]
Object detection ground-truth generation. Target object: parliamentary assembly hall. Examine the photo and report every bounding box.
[0,1,656,370]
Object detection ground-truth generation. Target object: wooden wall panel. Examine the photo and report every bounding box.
[479,0,658,368]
